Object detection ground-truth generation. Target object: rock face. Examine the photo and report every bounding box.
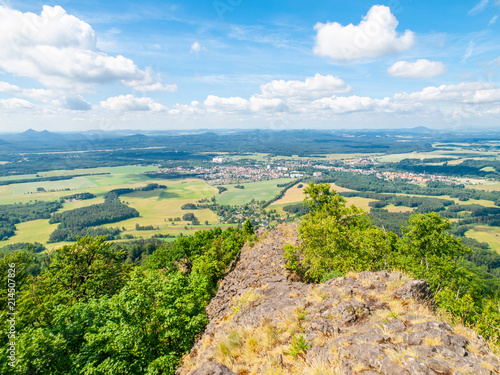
[177,224,500,375]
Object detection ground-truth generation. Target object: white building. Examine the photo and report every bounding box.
[212,157,225,163]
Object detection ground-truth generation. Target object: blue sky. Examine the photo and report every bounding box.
[0,0,499,131]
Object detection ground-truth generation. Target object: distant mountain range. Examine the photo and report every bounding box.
[0,127,499,154]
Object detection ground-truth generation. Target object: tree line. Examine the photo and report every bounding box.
[0,223,255,374]
[48,193,139,242]
[0,200,62,240]
[284,183,500,345]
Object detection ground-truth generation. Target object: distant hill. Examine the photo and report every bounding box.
[20,129,62,141]
[410,126,434,133]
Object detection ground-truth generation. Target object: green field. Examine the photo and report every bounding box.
[375,152,460,163]
[0,158,498,250]
[158,179,217,201]
[0,164,223,247]
[269,153,380,161]
[0,165,160,183]
[394,193,497,208]
[0,219,63,251]
[0,173,39,182]
[216,179,294,205]
[103,183,219,239]
[467,182,500,192]
[384,204,414,213]
[466,226,500,254]
[11,176,98,195]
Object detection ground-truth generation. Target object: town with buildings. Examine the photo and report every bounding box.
[147,155,469,187]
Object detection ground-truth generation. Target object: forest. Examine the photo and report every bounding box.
[387,158,500,179]
[0,224,255,374]
[0,201,62,240]
[48,193,139,242]
[316,171,500,202]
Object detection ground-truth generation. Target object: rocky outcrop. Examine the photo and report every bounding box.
[188,362,236,375]
[177,224,500,375]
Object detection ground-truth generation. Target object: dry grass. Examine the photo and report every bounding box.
[191,312,337,375]
[466,339,487,356]
[392,334,405,345]
[345,272,360,279]
[214,327,265,368]
[372,308,396,322]
[351,362,370,374]
[422,335,443,346]
[456,365,478,375]
[230,289,263,318]
[263,323,280,348]
[306,285,327,304]
[480,360,499,372]
[385,299,408,316]
[384,347,420,365]
[340,340,352,348]
[385,275,411,291]
[277,309,307,338]
[311,332,329,347]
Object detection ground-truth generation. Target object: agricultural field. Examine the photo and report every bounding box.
[0,220,64,251]
[216,179,294,206]
[375,151,460,163]
[270,183,375,212]
[466,226,500,254]
[268,153,380,161]
[103,185,219,240]
[271,183,307,205]
[272,181,354,206]
[394,193,497,208]
[0,166,225,247]
[467,182,500,192]
[11,176,98,195]
[384,204,414,213]
[343,196,376,211]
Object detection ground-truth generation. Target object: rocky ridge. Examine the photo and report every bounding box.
[177,224,500,375]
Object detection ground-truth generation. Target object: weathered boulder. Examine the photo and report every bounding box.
[392,279,433,303]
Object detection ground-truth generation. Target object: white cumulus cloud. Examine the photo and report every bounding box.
[310,95,389,114]
[201,74,350,114]
[0,98,35,110]
[258,74,352,100]
[0,5,175,92]
[313,5,415,61]
[204,95,252,113]
[100,94,166,112]
[393,82,500,103]
[387,59,447,79]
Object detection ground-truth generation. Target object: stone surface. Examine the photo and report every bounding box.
[392,279,433,304]
[188,362,237,375]
[177,224,500,375]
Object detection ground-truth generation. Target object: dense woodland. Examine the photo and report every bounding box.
[0,225,254,374]
[48,193,138,242]
[316,171,500,202]
[387,158,500,179]
[0,201,62,240]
